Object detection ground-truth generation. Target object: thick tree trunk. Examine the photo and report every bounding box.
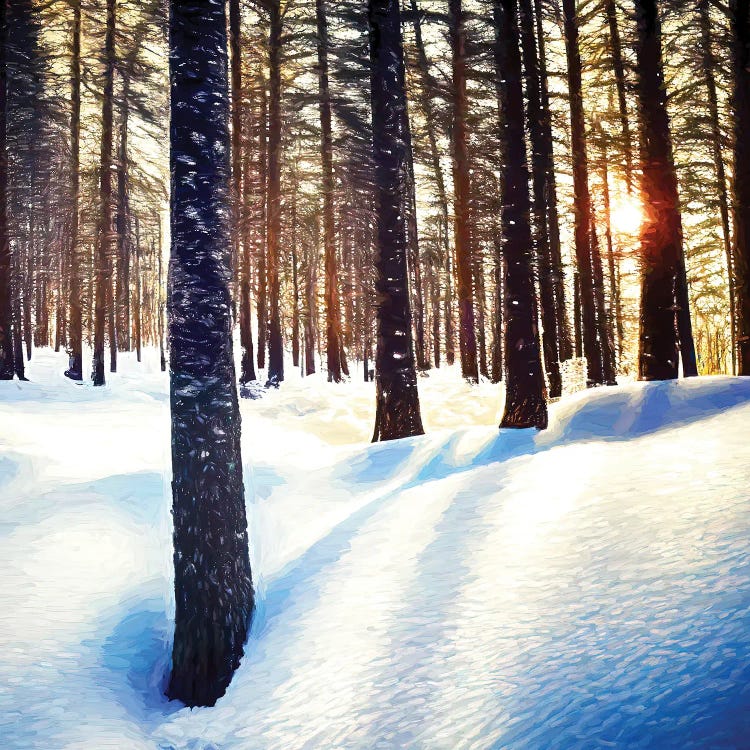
[733,0,750,375]
[563,0,615,386]
[167,0,253,707]
[304,239,317,376]
[290,177,300,368]
[518,0,563,397]
[495,0,547,429]
[317,0,345,382]
[0,1,12,379]
[700,0,736,373]
[116,77,131,352]
[448,0,478,382]
[369,0,425,442]
[65,0,83,381]
[266,1,284,385]
[634,0,695,380]
[92,0,115,386]
[256,75,268,372]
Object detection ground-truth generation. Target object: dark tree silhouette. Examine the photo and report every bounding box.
[634,0,696,380]
[495,0,547,430]
[731,0,750,375]
[0,0,11,380]
[369,0,425,442]
[167,0,254,707]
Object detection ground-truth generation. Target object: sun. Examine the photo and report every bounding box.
[611,194,643,236]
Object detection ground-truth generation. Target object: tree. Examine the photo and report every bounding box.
[167,0,254,707]
[369,0,425,442]
[448,0,479,382]
[732,0,750,375]
[562,0,616,387]
[0,0,12,379]
[495,0,547,429]
[634,0,696,379]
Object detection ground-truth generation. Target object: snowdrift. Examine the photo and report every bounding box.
[2,349,750,749]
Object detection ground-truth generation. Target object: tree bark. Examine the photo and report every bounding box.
[369,0,425,442]
[167,0,253,707]
[448,0,478,382]
[495,0,547,429]
[634,0,695,379]
[266,0,284,385]
[92,0,115,386]
[0,0,12,379]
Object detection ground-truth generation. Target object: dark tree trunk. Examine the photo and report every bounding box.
[699,0,736,373]
[448,0,478,382]
[92,0,115,386]
[256,74,268,372]
[290,176,300,368]
[134,217,142,363]
[563,0,615,386]
[518,0,563,397]
[604,0,634,192]
[65,0,83,381]
[317,0,345,382]
[116,76,131,352]
[733,0,750,375]
[573,272,583,359]
[490,233,503,383]
[304,238,317,376]
[0,0,12,380]
[369,0,425,442]
[409,0,453,368]
[634,0,695,380]
[494,0,547,429]
[266,1,283,385]
[533,0,571,363]
[167,0,253,708]
[158,225,165,372]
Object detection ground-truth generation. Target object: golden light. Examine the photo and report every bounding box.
[611,194,644,236]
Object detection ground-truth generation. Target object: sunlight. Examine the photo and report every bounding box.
[611,194,644,236]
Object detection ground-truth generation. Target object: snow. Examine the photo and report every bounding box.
[2,348,750,749]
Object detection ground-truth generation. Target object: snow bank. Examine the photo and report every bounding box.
[2,349,750,749]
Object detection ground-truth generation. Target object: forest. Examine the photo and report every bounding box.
[2,0,750,746]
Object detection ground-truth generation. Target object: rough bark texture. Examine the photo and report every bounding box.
[0,0,12,379]
[448,0,478,382]
[266,1,284,385]
[369,0,425,442]
[317,0,345,382]
[92,0,115,386]
[495,0,547,430]
[518,0,563,397]
[634,0,695,380]
[732,0,750,374]
[167,0,253,708]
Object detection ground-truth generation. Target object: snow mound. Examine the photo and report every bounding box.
[2,349,750,749]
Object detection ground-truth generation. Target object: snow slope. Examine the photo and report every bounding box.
[2,349,750,749]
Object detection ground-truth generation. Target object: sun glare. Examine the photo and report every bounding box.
[611,195,643,236]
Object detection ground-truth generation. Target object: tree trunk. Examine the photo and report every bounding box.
[158,223,166,372]
[733,0,750,375]
[634,0,694,380]
[0,0,12,379]
[518,0,564,397]
[65,0,83,381]
[266,1,284,385]
[533,0,572,363]
[369,0,425,442]
[92,0,115,386]
[409,0,453,368]
[256,74,268,372]
[700,0,736,373]
[495,0,547,429]
[167,0,253,708]
[291,175,300,368]
[317,0,345,382]
[134,217,142,363]
[116,76,131,352]
[563,0,615,386]
[448,0,478,382]
[604,0,634,192]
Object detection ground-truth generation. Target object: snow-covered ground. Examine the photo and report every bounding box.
[2,348,750,749]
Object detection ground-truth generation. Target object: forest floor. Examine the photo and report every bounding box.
[2,348,750,749]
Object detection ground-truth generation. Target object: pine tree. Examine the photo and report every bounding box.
[167,0,253,707]
[369,0,424,442]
